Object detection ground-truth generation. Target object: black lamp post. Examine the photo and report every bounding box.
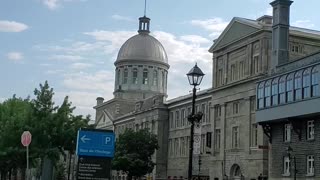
[287,145,296,180]
[187,63,205,180]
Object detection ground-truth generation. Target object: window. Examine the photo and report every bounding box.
[153,70,158,86]
[231,64,236,81]
[117,69,121,84]
[174,138,179,156]
[307,120,314,140]
[250,96,256,112]
[271,78,279,106]
[206,132,212,148]
[279,76,286,104]
[214,129,221,151]
[201,134,206,153]
[284,123,291,142]
[218,69,223,86]
[162,71,165,88]
[232,126,239,148]
[123,68,128,84]
[169,139,173,156]
[251,124,258,147]
[239,61,244,78]
[207,102,211,123]
[307,155,315,175]
[253,55,260,74]
[294,71,302,100]
[175,111,180,128]
[311,66,319,97]
[180,137,185,156]
[265,80,271,107]
[201,104,206,123]
[187,107,192,126]
[143,69,148,84]
[170,112,174,129]
[214,105,222,118]
[181,109,185,127]
[258,83,264,109]
[132,68,138,84]
[283,156,290,175]
[286,74,294,102]
[303,69,311,99]
[233,102,239,114]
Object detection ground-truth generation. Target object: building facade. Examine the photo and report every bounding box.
[95,1,320,180]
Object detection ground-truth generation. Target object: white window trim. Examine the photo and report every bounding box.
[306,155,315,176]
[282,156,291,176]
[284,123,292,142]
[307,120,315,140]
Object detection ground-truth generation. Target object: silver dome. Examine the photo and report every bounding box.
[116,33,168,64]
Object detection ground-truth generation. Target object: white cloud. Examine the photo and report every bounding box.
[70,62,93,70]
[111,15,135,22]
[0,97,6,103]
[7,52,24,61]
[42,0,87,10]
[49,54,84,61]
[190,18,229,38]
[0,20,28,32]
[292,20,315,29]
[180,35,210,44]
[265,7,272,16]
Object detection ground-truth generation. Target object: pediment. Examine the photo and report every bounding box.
[96,110,113,128]
[209,17,262,52]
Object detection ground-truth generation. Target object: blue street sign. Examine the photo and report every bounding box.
[76,129,115,158]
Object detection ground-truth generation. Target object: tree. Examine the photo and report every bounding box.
[112,129,159,180]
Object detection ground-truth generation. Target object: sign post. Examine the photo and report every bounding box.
[21,131,32,180]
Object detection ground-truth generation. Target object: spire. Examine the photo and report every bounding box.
[138,0,150,34]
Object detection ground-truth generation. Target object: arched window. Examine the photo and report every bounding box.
[286,74,294,102]
[279,76,286,104]
[123,68,128,84]
[257,83,264,109]
[311,66,319,97]
[153,70,158,86]
[142,69,148,85]
[264,80,271,107]
[162,71,165,89]
[132,68,138,84]
[303,68,311,99]
[294,71,302,100]
[271,78,279,106]
[117,69,121,84]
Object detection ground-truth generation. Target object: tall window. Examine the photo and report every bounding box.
[272,78,279,106]
[175,111,180,128]
[239,61,244,78]
[214,105,222,118]
[214,129,221,151]
[233,102,240,114]
[279,76,286,104]
[303,69,311,98]
[201,134,206,153]
[307,155,315,175]
[123,68,128,84]
[283,156,290,175]
[251,124,258,147]
[201,104,206,123]
[143,69,148,84]
[117,69,121,84]
[153,70,158,86]
[286,74,294,102]
[253,55,260,74]
[231,64,236,81]
[206,132,212,148]
[311,66,319,97]
[187,107,192,126]
[294,71,302,100]
[207,102,211,123]
[258,83,264,109]
[181,109,185,127]
[232,126,239,148]
[284,123,291,142]
[132,68,138,84]
[307,120,314,140]
[162,71,165,88]
[218,69,223,86]
[264,80,271,107]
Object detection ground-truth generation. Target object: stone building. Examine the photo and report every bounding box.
[94,0,320,180]
[256,0,320,180]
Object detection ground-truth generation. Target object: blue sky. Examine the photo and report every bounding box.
[1,0,320,118]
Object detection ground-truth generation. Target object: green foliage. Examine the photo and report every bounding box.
[112,129,159,178]
[0,81,91,175]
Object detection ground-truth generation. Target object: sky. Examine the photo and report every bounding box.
[1,0,320,119]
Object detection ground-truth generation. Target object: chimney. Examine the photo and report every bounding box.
[270,0,293,70]
[96,97,104,106]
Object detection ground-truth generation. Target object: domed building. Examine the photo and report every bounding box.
[114,16,169,100]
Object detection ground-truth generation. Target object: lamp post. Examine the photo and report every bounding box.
[186,63,205,180]
[287,145,296,180]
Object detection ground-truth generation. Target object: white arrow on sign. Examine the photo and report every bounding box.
[81,135,91,143]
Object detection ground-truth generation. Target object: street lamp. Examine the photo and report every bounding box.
[286,145,296,180]
[187,63,205,180]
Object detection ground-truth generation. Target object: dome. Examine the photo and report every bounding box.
[116,33,168,64]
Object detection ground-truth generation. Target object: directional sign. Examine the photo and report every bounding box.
[77,156,111,180]
[76,129,115,158]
